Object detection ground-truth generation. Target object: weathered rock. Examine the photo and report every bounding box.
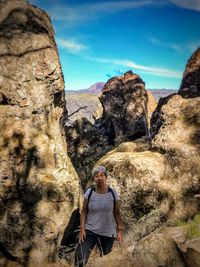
[92,102,103,122]
[179,48,200,98]
[151,94,200,157]
[147,90,157,130]
[87,245,134,267]
[66,117,111,188]
[185,238,200,267]
[125,209,167,243]
[106,137,150,155]
[99,70,148,144]
[163,227,187,249]
[94,89,156,131]
[97,146,168,229]
[151,48,200,138]
[0,0,80,265]
[150,93,176,139]
[162,218,200,267]
[131,233,185,267]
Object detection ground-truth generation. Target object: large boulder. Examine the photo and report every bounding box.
[0,0,80,265]
[96,140,167,229]
[151,48,200,139]
[131,233,185,267]
[185,238,200,267]
[99,70,148,144]
[178,48,200,98]
[151,94,200,157]
[150,93,176,139]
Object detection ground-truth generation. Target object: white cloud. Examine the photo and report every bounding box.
[56,38,88,53]
[87,56,182,78]
[150,37,182,52]
[168,0,200,12]
[150,37,200,53]
[48,0,157,23]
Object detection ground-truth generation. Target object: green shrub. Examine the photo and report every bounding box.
[173,214,200,239]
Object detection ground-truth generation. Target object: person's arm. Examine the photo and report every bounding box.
[114,200,123,242]
[80,198,88,242]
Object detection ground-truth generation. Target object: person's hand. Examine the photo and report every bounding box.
[80,228,86,243]
[117,230,123,243]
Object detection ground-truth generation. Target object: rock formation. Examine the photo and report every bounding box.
[131,233,185,267]
[99,70,148,144]
[150,49,200,140]
[151,94,200,157]
[93,89,157,132]
[185,239,200,267]
[150,93,176,139]
[178,47,200,98]
[146,90,157,130]
[0,0,80,266]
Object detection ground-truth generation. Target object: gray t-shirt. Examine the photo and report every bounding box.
[84,188,119,237]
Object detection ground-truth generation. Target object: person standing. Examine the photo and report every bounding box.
[75,166,122,267]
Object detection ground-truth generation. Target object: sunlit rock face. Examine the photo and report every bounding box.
[146,90,157,129]
[0,0,80,265]
[151,95,200,157]
[179,48,200,98]
[131,233,185,267]
[99,70,148,144]
[150,48,200,141]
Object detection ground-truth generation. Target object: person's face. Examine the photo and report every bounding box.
[94,172,107,186]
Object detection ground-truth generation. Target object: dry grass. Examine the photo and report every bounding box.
[65,93,100,123]
[174,213,200,239]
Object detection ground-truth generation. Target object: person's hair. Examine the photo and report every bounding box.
[91,166,108,178]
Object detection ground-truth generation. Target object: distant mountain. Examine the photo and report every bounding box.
[66,83,177,101]
[65,85,178,124]
[88,82,105,94]
[148,89,177,101]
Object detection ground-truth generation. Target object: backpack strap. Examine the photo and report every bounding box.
[86,186,116,212]
[87,187,95,203]
[108,187,116,212]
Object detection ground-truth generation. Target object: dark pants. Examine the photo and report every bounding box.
[74,230,115,267]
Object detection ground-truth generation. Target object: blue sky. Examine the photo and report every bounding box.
[29,0,200,90]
